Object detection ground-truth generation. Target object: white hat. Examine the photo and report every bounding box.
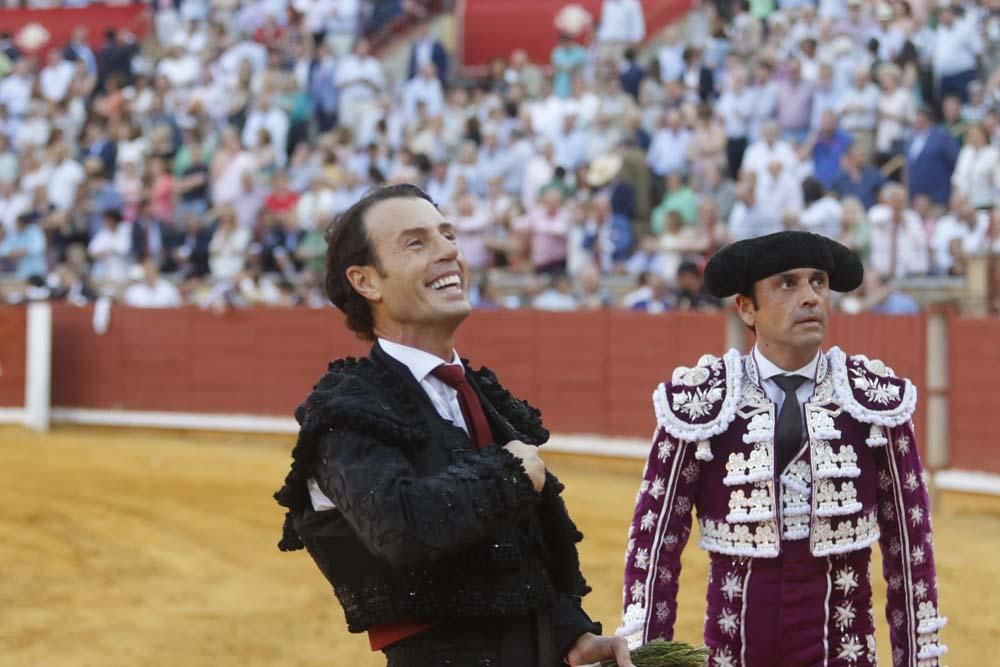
[585,154,623,188]
[554,4,593,37]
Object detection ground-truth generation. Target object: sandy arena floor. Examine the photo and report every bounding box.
[0,425,995,666]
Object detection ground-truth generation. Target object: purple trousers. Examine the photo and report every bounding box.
[705,541,877,666]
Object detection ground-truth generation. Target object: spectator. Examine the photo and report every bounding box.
[868,183,930,278]
[806,110,854,187]
[742,121,799,181]
[513,186,571,275]
[88,209,133,290]
[775,58,813,144]
[652,172,698,232]
[716,65,754,179]
[551,33,587,100]
[673,261,719,311]
[932,4,982,104]
[0,213,47,281]
[124,258,182,308]
[799,177,844,240]
[619,48,644,101]
[403,63,445,128]
[679,46,715,103]
[952,123,1000,210]
[407,21,448,84]
[208,207,251,281]
[875,63,915,161]
[839,196,871,264]
[335,39,385,145]
[838,65,880,162]
[906,106,960,205]
[929,193,989,275]
[242,95,290,168]
[630,274,673,314]
[647,109,691,179]
[597,0,645,51]
[831,143,885,210]
[686,103,726,191]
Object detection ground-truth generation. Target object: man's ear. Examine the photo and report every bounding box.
[734,293,756,329]
[345,265,382,303]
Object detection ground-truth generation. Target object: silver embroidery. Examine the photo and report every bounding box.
[811,511,880,556]
[813,442,862,479]
[698,518,779,557]
[726,486,776,523]
[724,444,774,485]
[815,479,864,517]
[838,635,865,662]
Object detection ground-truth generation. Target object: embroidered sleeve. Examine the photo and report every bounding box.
[873,420,947,667]
[618,426,699,649]
[652,349,744,451]
[829,347,917,441]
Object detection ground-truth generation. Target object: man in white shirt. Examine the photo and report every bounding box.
[273,183,632,667]
[929,192,990,274]
[46,143,86,212]
[39,48,76,102]
[597,0,645,47]
[837,66,880,161]
[932,4,982,103]
[123,259,182,308]
[742,121,800,181]
[755,159,804,226]
[402,63,444,129]
[0,59,33,117]
[868,183,930,278]
[647,109,692,177]
[716,65,754,178]
[241,95,290,167]
[336,39,386,145]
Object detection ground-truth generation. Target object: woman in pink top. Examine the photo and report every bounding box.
[148,157,175,223]
[513,186,571,275]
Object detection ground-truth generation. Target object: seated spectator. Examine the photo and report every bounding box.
[651,172,698,232]
[532,273,579,311]
[868,183,930,279]
[807,111,853,188]
[799,177,843,240]
[0,213,47,281]
[513,186,571,276]
[831,143,884,210]
[208,207,251,281]
[87,209,133,291]
[906,106,959,206]
[951,123,999,210]
[630,274,674,314]
[124,259,182,308]
[673,260,719,311]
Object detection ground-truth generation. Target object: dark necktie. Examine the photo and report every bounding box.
[773,374,807,474]
[431,364,494,449]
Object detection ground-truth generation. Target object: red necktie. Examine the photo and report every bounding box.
[431,364,493,449]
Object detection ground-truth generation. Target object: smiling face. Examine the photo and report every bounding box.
[737,268,830,358]
[347,197,471,344]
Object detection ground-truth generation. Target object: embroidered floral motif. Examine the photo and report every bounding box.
[742,411,775,444]
[712,647,736,667]
[914,580,929,600]
[634,548,649,571]
[893,646,904,666]
[658,566,672,585]
[782,513,810,540]
[866,634,877,661]
[657,439,675,462]
[717,608,739,637]
[888,575,903,592]
[720,572,743,602]
[850,367,902,405]
[640,510,657,532]
[878,470,893,491]
[662,533,679,551]
[626,538,635,557]
[909,506,925,527]
[630,580,645,603]
[892,609,905,629]
[880,500,896,521]
[649,477,666,499]
[674,496,692,514]
[808,409,842,439]
[811,512,879,556]
[812,442,862,479]
[699,517,779,557]
[917,601,948,633]
[724,444,774,485]
[672,382,726,419]
[838,635,865,662]
[896,434,911,455]
[726,486,776,523]
[815,479,863,517]
[912,545,926,565]
[655,601,669,623]
[834,567,859,595]
[905,472,921,492]
[888,538,902,557]
[675,365,711,387]
[682,461,700,483]
[834,601,857,631]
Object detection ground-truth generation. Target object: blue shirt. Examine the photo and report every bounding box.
[812,130,854,187]
[0,224,46,279]
[831,167,885,209]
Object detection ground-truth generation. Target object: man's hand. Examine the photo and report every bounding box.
[565,632,634,667]
[503,440,546,492]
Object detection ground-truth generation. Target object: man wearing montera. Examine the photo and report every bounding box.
[275,184,632,667]
[619,232,946,666]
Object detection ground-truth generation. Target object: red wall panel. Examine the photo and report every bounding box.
[1,4,148,53]
[948,317,1000,474]
[0,306,27,408]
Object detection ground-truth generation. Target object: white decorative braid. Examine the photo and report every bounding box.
[617,602,646,650]
[653,348,744,443]
[828,347,917,428]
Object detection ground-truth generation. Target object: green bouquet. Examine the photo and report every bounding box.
[599,639,709,667]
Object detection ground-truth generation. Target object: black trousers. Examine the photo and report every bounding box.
[383,612,558,667]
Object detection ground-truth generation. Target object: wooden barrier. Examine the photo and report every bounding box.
[0,306,26,409]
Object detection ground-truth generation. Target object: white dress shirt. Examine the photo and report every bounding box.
[753,345,821,414]
[597,0,645,44]
[308,339,468,511]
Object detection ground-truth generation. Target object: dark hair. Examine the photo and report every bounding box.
[802,177,824,205]
[323,184,434,340]
[677,261,700,278]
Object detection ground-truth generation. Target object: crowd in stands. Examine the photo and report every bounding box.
[2,0,1000,314]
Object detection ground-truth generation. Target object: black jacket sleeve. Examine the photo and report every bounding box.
[552,593,603,659]
[312,428,539,568]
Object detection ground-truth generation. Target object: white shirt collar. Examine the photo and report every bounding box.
[378,337,461,383]
[753,345,821,382]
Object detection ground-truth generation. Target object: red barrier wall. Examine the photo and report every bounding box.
[49,305,726,439]
[1,4,148,53]
[458,0,692,67]
[948,317,1000,475]
[0,307,27,409]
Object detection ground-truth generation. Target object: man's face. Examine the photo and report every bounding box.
[352,197,471,337]
[737,268,830,352]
